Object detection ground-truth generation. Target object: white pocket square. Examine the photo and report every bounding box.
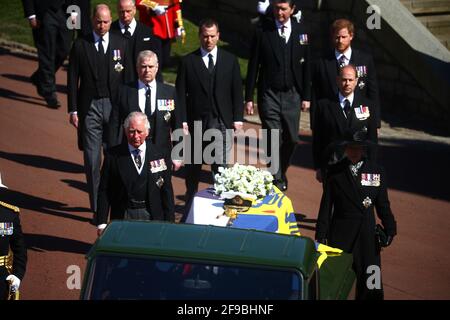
[143,37,151,41]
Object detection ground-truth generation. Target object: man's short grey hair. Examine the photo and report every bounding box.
[123,111,151,132]
[118,0,135,6]
[137,50,158,66]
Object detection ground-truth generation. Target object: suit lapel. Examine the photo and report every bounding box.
[325,52,339,96]
[192,49,209,93]
[267,27,282,65]
[117,144,139,193]
[84,34,99,79]
[128,83,140,112]
[329,100,348,134]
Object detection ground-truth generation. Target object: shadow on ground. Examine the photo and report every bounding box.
[25,233,92,255]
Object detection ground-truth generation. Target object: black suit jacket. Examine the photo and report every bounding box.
[22,0,67,19]
[110,20,163,83]
[312,92,378,170]
[0,203,27,281]
[94,142,175,226]
[109,81,182,157]
[175,48,244,129]
[312,48,381,127]
[245,18,311,102]
[67,32,128,149]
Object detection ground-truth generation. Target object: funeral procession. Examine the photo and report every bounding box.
[1,0,450,304]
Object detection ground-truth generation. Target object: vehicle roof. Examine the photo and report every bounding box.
[88,221,319,278]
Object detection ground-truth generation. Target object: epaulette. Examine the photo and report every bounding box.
[0,201,20,213]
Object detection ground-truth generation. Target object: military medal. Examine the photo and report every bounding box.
[164,111,171,122]
[113,49,122,61]
[114,62,124,72]
[362,197,372,208]
[299,34,309,45]
[361,173,381,187]
[354,105,370,120]
[150,158,168,173]
[0,222,13,236]
[356,65,367,89]
[156,176,164,188]
[157,99,175,111]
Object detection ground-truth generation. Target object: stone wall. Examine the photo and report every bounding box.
[182,0,450,129]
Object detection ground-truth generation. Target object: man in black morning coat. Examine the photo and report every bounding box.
[68,4,128,213]
[245,0,311,191]
[315,130,397,300]
[176,18,244,205]
[94,112,175,236]
[110,0,163,83]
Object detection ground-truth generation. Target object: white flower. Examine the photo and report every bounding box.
[214,164,273,198]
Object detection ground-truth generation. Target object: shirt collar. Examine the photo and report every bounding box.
[138,79,156,90]
[93,31,109,43]
[128,141,146,154]
[335,47,352,62]
[339,92,354,106]
[275,18,291,31]
[119,18,137,34]
[200,46,218,59]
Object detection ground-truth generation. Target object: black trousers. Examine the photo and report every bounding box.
[32,8,72,98]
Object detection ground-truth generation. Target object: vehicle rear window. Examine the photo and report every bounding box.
[86,255,303,300]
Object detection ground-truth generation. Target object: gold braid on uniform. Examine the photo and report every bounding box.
[0,201,20,213]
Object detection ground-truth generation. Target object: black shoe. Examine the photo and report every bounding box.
[45,96,61,109]
[30,72,44,97]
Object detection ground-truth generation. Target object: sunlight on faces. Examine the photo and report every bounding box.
[118,0,136,26]
[199,25,219,52]
[337,66,358,97]
[137,55,159,84]
[333,27,353,53]
[126,117,149,148]
[272,2,295,24]
[92,6,112,36]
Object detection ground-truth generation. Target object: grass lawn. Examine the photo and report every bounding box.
[1,0,249,84]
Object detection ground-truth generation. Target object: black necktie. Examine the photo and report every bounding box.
[338,55,346,68]
[344,99,351,118]
[280,25,286,40]
[133,149,142,169]
[208,53,214,74]
[98,36,104,56]
[145,85,152,117]
[124,25,131,38]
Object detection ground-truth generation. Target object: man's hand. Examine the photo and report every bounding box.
[233,122,243,133]
[301,100,310,112]
[182,122,189,135]
[257,0,270,15]
[172,159,183,172]
[28,17,39,29]
[153,5,167,15]
[315,169,323,183]
[6,275,21,292]
[69,113,79,129]
[245,101,254,115]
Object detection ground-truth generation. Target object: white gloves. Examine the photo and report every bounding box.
[257,0,270,15]
[153,5,167,16]
[6,275,21,292]
[293,10,302,23]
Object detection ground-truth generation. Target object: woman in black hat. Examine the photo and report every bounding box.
[315,129,397,300]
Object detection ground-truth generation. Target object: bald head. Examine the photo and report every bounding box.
[117,0,136,26]
[337,64,358,97]
[92,4,112,37]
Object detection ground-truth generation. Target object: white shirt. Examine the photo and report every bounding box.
[339,92,354,117]
[200,46,218,69]
[93,31,109,53]
[335,47,352,66]
[138,79,156,115]
[119,18,137,36]
[128,141,147,174]
[275,18,292,43]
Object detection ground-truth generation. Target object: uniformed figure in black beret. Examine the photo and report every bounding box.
[0,174,27,300]
[315,130,397,300]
